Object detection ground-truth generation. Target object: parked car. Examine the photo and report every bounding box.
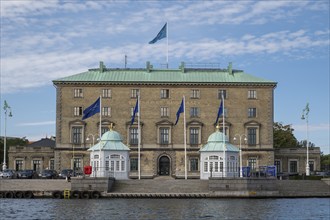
[59,169,74,179]
[17,170,39,179]
[0,169,16,178]
[40,170,58,179]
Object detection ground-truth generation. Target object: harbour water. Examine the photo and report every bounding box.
[0,198,329,219]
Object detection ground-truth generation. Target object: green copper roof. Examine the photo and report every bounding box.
[53,62,276,85]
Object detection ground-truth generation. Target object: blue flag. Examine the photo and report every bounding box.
[175,99,184,125]
[82,97,100,120]
[131,98,139,125]
[149,23,167,44]
[215,100,223,125]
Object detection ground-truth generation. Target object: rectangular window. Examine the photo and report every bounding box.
[110,161,114,171]
[15,160,23,171]
[309,161,314,172]
[74,107,83,116]
[248,108,257,118]
[160,89,170,99]
[191,89,200,99]
[289,160,298,173]
[214,162,219,172]
[248,158,257,171]
[190,127,199,145]
[49,159,55,170]
[130,158,138,171]
[74,88,83,98]
[105,161,109,171]
[247,128,257,146]
[275,160,281,173]
[248,90,257,99]
[121,160,125,171]
[190,158,199,171]
[218,89,227,99]
[190,107,200,118]
[101,127,109,136]
[72,126,82,144]
[220,162,223,172]
[160,107,169,117]
[102,107,111,116]
[131,89,140,98]
[130,128,138,145]
[116,161,120,171]
[204,162,208,172]
[102,89,112,98]
[73,158,81,171]
[32,160,41,172]
[160,127,169,145]
[219,127,228,136]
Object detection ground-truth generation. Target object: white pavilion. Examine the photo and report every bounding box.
[200,130,239,179]
[88,128,130,179]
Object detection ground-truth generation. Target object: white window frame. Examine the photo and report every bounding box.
[74,88,83,98]
[248,90,257,99]
[102,89,112,98]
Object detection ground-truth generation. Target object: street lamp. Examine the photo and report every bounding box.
[2,100,13,171]
[86,134,100,146]
[233,134,247,178]
[301,103,310,176]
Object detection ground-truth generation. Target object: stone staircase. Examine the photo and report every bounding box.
[111,177,209,194]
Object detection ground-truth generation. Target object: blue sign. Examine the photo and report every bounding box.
[266,166,276,177]
[242,166,251,177]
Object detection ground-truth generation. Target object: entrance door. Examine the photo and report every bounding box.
[159,156,170,175]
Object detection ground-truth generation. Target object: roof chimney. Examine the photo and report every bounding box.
[146,61,153,72]
[99,61,105,73]
[228,62,233,75]
[179,62,185,73]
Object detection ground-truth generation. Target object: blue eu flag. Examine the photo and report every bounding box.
[215,100,223,125]
[175,99,184,125]
[131,99,139,125]
[82,98,100,120]
[149,23,167,44]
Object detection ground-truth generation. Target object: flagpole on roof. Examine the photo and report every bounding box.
[138,94,141,180]
[166,21,169,69]
[183,95,187,180]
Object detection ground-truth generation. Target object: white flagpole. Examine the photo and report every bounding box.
[99,95,102,177]
[166,22,169,69]
[222,94,226,177]
[183,96,187,180]
[138,95,141,180]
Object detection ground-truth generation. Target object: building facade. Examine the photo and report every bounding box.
[8,137,56,172]
[52,61,277,178]
[274,147,321,175]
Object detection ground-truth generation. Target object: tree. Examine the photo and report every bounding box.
[0,137,29,166]
[273,122,299,148]
[320,153,330,171]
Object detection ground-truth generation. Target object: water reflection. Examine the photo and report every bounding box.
[0,198,329,220]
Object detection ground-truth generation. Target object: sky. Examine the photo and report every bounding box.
[0,0,329,154]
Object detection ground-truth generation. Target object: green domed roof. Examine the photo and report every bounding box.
[100,130,122,141]
[88,130,130,151]
[200,131,239,152]
[207,131,228,142]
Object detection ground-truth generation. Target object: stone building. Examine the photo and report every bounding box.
[8,137,55,172]
[52,61,277,178]
[274,147,321,175]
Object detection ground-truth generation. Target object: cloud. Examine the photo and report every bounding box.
[293,123,330,132]
[17,121,56,127]
[1,28,328,94]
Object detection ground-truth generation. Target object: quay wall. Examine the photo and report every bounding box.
[0,178,329,198]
